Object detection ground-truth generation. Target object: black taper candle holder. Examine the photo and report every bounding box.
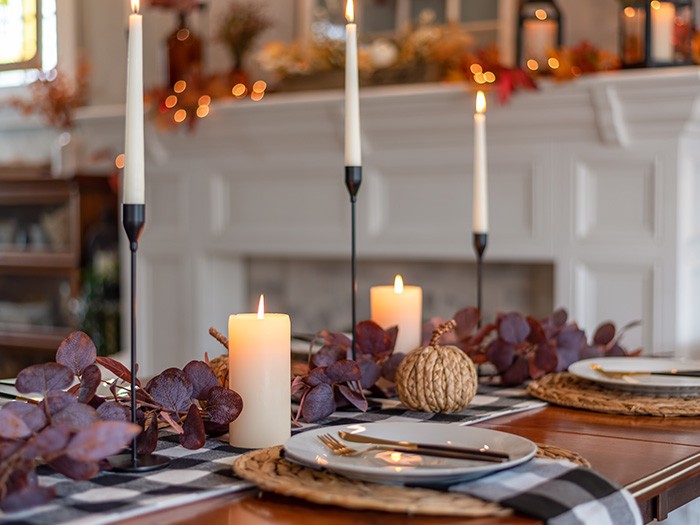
[345,166,362,361]
[109,204,170,473]
[472,232,488,328]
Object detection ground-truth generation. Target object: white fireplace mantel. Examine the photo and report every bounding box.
[2,67,700,374]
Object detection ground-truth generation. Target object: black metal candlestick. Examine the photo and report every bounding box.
[346,166,362,360]
[472,232,487,328]
[109,204,170,472]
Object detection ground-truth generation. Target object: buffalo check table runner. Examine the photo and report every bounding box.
[0,384,641,525]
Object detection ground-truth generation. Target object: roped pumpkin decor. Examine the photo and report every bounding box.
[395,319,478,413]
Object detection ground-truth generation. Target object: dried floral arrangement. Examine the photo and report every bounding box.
[0,331,243,511]
[423,307,641,386]
[217,1,273,72]
[9,62,90,129]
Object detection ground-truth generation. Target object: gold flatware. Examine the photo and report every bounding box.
[337,431,509,461]
[589,363,700,378]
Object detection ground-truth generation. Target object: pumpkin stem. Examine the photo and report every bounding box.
[430,319,457,346]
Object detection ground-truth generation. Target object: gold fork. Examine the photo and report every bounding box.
[317,433,391,457]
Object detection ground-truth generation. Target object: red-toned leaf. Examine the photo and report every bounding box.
[96,356,141,387]
[0,484,55,513]
[291,375,306,397]
[311,346,346,368]
[0,409,32,439]
[454,307,480,340]
[486,339,515,372]
[53,402,99,431]
[319,330,352,350]
[326,359,362,383]
[358,358,381,389]
[381,352,405,382]
[78,364,101,404]
[42,391,76,416]
[500,355,530,386]
[147,368,193,412]
[27,424,71,458]
[526,317,547,344]
[159,410,184,433]
[551,308,568,328]
[96,401,129,421]
[180,404,205,449]
[56,331,97,376]
[4,402,47,432]
[183,360,220,400]
[301,383,335,422]
[48,455,100,480]
[498,313,530,344]
[337,384,368,412]
[533,344,558,375]
[16,363,74,395]
[305,366,331,386]
[136,412,159,455]
[65,420,140,462]
[605,343,627,357]
[593,322,616,346]
[206,386,243,425]
[356,320,392,359]
[385,325,399,351]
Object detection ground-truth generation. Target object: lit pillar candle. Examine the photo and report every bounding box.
[345,0,361,166]
[651,1,675,62]
[124,0,145,204]
[522,19,557,68]
[473,90,488,234]
[370,275,422,354]
[228,295,291,448]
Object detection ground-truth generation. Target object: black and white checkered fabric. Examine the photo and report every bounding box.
[0,384,639,525]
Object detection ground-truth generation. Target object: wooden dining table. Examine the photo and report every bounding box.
[120,404,700,525]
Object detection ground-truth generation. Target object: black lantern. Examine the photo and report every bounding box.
[620,0,694,67]
[517,0,563,73]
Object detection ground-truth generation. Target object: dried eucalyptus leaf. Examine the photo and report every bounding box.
[337,384,368,412]
[15,363,74,395]
[96,356,141,387]
[0,484,55,513]
[183,360,220,400]
[358,358,381,389]
[147,368,193,412]
[27,424,71,459]
[48,455,100,480]
[136,412,158,455]
[41,391,77,417]
[499,312,530,345]
[78,364,102,404]
[593,322,616,346]
[56,331,97,376]
[179,404,205,450]
[326,359,361,383]
[305,366,331,386]
[53,402,99,431]
[380,352,405,382]
[0,409,32,439]
[65,421,140,462]
[355,320,392,359]
[4,402,47,432]
[301,383,334,423]
[96,401,129,422]
[206,386,243,425]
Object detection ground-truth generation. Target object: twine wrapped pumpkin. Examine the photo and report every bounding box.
[395,319,477,413]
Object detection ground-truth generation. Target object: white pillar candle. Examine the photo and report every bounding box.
[228,295,291,448]
[124,0,145,205]
[651,1,675,62]
[473,90,488,234]
[344,0,361,166]
[522,19,557,68]
[370,275,422,354]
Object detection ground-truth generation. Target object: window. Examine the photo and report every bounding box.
[0,0,58,88]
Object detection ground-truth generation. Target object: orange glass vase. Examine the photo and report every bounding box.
[166,11,203,89]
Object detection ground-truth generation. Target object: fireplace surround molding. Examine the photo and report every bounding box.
[1,67,699,374]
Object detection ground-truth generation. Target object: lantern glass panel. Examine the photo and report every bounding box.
[518,1,562,71]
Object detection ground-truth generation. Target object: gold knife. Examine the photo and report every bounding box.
[589,363,700,378]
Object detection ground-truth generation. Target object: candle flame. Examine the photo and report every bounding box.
[394,274,404,294]
[131,0,139,13]
[257,294,265,319]
[345,0,354,23]
[476,91,486,114]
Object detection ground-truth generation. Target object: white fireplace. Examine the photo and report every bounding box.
[1,67,699,375]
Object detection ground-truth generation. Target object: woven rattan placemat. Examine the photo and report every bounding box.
[233,443,589,517]
[528,372,700,416]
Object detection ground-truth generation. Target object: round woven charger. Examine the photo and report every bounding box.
[233,444,589,517]
[528,372,700,417]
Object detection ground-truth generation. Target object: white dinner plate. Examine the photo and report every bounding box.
[283,422,537,485]
[569,357,700,395]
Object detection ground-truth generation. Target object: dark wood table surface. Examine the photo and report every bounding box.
[122,405,700,525]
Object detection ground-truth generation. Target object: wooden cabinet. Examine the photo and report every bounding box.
[0,175,118,377]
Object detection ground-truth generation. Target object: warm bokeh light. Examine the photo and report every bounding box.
[115,153,125,169]
[650,0,661,9]
[252,80,267,93]
[476,90,486,114]
[173,80,187,93]
[345,0,354,23]
[198,95,211,106]
[624,6,636,17]
[257,294,265,319]
[131,0,139,13]
[469,63,483,75]
[196,105,209,118]
[484,71,496,83]
[251,91,264,101]
[165,95,178,108]
[527,59,539,71]
[232,83,247,97]
[548,57,560,69]
[571,66,582,77]
[393,274,404,294]
[176,28,190,42]
[473,72,486,84]
[535,8,547,20]
[173,109,187,123]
